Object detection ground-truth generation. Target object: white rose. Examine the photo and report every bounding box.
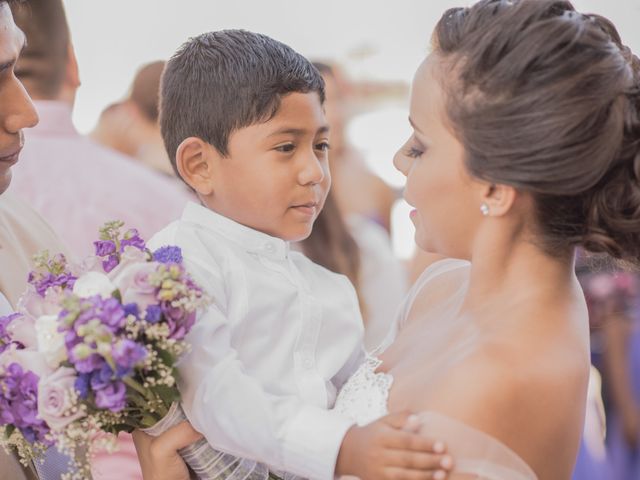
[35,314,67,368]
[72,271,116,299]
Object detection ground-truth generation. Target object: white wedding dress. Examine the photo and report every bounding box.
[333,259,538,480]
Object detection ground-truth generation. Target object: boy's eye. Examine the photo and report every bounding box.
[275,143,295,153]
[315,141,331,152]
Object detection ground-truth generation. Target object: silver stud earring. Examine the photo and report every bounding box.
[480,203,490,216]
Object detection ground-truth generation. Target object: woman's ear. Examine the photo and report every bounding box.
[480,183,517,217]
[175,137,218,196]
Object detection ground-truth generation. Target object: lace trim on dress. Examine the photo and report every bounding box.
[334,355,393,426]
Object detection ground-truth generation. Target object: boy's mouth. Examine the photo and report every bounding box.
[290,201,319,217]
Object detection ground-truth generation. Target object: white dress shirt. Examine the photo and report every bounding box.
[148,202,365,480]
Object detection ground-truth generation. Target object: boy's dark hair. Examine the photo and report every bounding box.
[160,29,325,173]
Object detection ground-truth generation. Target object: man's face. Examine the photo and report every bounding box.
[204,92,331,242]
[0,3,38,195]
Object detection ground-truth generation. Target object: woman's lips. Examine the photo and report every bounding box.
[0,147,22,166]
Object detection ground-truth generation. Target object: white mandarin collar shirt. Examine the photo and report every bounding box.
[181,201,290,261]
[149,202,365,480]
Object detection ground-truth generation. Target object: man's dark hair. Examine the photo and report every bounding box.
[10,0,70,98]
[160,29,325,173]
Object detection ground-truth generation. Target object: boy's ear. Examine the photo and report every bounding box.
[175,137,218,196]
[480,182,517,217]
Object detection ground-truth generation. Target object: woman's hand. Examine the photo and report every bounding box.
[132,421,203,480]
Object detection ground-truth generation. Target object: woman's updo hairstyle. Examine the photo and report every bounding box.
[433,0,640,266]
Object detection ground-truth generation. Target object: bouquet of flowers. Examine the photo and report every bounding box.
[0,221,209,479]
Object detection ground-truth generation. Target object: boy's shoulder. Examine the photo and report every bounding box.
[148,215,230,273]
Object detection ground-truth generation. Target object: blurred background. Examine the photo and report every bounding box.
[63,0,640,260]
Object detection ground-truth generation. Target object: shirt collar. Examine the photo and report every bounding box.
[28,101,78,137]
[182,202,290,260]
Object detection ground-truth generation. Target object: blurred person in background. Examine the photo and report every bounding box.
[91,60,176,177]
[579,265,640,479]
[312,61,397,233]
[7,1,194,478]
[303,61,407,350]
[8,0,191,259]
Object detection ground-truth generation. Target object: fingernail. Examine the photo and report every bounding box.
[407,414,419,424]
[440,455,453,469]
[434,470,446,480]
[433,441,445,453]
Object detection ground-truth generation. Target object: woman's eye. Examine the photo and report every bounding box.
[404,146,424,158]
[275,143,295,153]
[315,141,331,152]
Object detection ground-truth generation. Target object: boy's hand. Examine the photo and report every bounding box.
[335,412,453,480]
[132,421,203,480]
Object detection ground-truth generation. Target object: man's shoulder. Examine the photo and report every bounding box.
[0,193,67,254]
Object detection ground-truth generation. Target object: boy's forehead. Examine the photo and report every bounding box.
[264,92,328,134]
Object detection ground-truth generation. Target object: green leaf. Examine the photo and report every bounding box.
[156,348,176,366]
[4,424,15,439]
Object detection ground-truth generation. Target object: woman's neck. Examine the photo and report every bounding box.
[461,228,577,317]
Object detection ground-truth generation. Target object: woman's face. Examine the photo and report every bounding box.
[394,54,485,260]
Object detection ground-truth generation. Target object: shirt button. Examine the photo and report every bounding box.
[303,358,313,369]
[264,243,275,254]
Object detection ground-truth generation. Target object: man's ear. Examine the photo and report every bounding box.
[480,182,517,217]
[65,43,80,89]
[175,137,218,196]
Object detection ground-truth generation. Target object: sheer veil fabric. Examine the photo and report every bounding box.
[334,259,537,479]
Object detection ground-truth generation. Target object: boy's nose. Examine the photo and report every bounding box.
[299,153,326,185]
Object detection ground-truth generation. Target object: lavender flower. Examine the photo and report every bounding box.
[161,301,196,340]
[75,373,90,399]
[90,363,114,391]
[112,339,147,378]
[94,380,126,412]
[94,240,116,257]
[0,363,51,445]
[153,246,183,265]
[144,305,162,324]
[0,313,21,353]
[102,254,119,273]
[120,229,145,251]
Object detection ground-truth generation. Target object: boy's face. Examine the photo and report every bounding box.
[206,92,331,241]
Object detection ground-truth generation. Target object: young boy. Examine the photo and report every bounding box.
[148,30,450,480]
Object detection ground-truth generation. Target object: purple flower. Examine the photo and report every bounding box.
[161,302,196,340]
[94,381,126,412]
[98,298,126,331]
[144,305,162,324]
[75,373,90,399]
[28,272,77,297]
[120,229,145,252]
[73,353,105,374]
[102,254,119,273]
[0,313,20,352]
[112,339,147,377]
[90,363,114,391]
[153,246,183,265]
[0,363,51,445]
[123,303,139,318]
[94,240,117,257]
